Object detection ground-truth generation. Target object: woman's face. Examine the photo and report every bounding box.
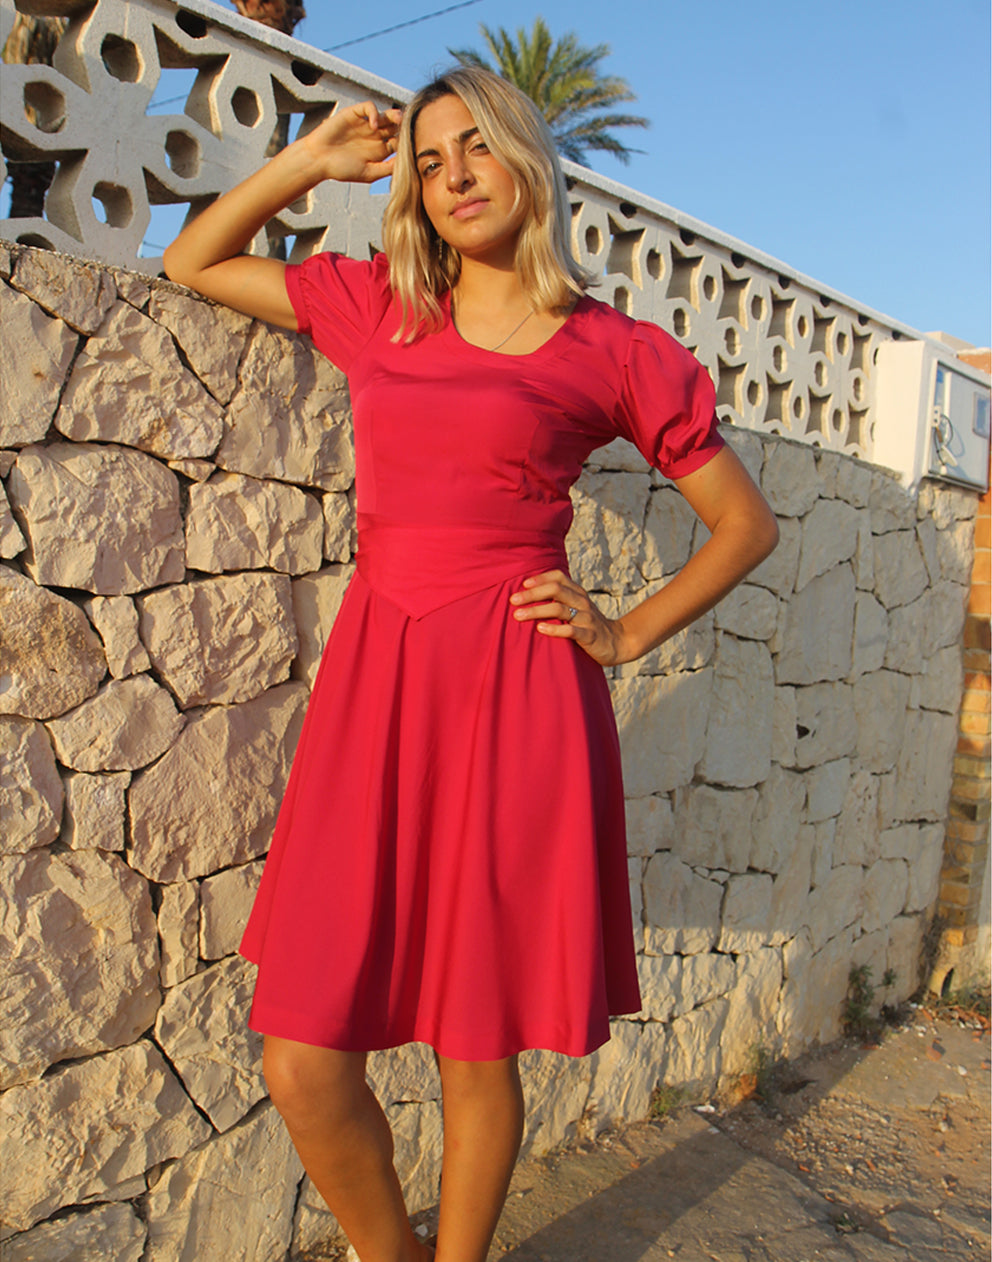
[413,93,528,266]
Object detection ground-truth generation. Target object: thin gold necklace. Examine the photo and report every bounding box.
[452,293,535,352]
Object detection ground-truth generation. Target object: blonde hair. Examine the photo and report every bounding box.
[382,66,593,340]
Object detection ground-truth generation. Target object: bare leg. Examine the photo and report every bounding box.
[263,1035,431,1262]
[434,1053,524,1262]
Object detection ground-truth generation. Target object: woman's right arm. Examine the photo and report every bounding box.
[162,102,403,329]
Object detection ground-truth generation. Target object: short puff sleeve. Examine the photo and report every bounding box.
[612,322,724,480]
[284,251,393,374]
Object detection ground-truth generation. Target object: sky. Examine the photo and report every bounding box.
[289,0,991,347]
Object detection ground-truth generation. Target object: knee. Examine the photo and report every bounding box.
[437,1054,522,1104]
[262,1036,368,1129]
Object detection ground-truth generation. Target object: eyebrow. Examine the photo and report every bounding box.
[415,126,480,162]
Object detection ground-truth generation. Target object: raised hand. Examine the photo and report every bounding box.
[301,101,404,186]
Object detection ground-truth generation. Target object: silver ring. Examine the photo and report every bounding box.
[566,606,579,621]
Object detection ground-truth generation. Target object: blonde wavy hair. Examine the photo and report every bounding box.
[382,66,593,340]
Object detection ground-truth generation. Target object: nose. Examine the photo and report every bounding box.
[445,153,473,191]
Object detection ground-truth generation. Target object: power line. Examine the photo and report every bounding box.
[325,0,482,52]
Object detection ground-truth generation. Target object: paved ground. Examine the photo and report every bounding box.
[480,1007,990,1261]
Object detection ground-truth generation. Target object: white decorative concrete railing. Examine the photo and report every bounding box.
[1,0,928,460]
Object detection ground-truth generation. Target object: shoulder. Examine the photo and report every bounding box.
[575,295,703,378]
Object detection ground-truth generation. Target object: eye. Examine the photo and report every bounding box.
[419,160,440,177]
[471,139,489,154]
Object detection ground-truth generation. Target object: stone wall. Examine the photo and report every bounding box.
[0,241,979,1259]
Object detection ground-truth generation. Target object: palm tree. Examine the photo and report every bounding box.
[448,18,649,167]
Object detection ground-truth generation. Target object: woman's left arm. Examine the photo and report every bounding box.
[510,445,779,666]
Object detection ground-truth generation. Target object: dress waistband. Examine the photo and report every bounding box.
[356,514,568,620]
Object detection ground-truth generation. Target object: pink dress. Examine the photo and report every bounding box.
[239,253,723,1060]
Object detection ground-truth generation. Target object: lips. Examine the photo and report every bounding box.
[451,199,488,219]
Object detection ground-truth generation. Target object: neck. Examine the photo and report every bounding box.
[452,255,529,314]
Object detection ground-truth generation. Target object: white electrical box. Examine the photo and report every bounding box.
[873,340,991,492]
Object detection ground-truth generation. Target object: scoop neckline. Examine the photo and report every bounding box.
[442,292,592,362]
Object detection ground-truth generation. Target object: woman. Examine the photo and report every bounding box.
[164,66,777,1262]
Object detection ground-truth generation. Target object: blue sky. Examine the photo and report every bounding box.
[293,0,991,347]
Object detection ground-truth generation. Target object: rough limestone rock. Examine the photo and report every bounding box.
[862,858,910,933]
[216,321,355,490]
[719,872,774,952]
[291,563,356,688]
[0,849,159,1088]
[386,1099,444,1214]
[624,793,674,857]
[61,769,130,850]
[11,247,117,334]
[779,927,855,1052]
[699,635,773,787]
[775,564,855,684]
[831,453,873,508]
[884,592,929,673]
[185,473,324,575]
[158,880,199,988]
[168,457,215,481]
[0,717,62,853]
[673,783,757,872]
[772,685,797,767]
[768,828,814,945]
[634,953,683,1022]
[721,947,784,1076]
[926,579,968,652]
[641,485,697,578]
[916,517,940,586]
[869,473,916,533]
[795,498,861,591]
[886,914,925,999]
[587,1019,667,1127]
[805,865,864,953]
[155,955,264,1132]
[0,567,106,720]
[760,441,820,516]
[200,859,264,960]
[322,489,354,562]
[616,598,714,676]
[872,530,929,609]
[750,764,807,872]
[886,708,957,824]
[1,1202,146,1262]
[853,517,875,589]
[851,592,888,676]
[0,480,26,558]
[794,682,857,769]
[129,682,307,882]
[903,824,945,913]
[0,1040,210,1232]
[642,851,723,955]
[137,572,296,707]
[147,288,251,404]
[853,670,911,773]
[46,675,184,772]
[916,644,965,714]
[611,669,713,797]
[918,480,979,528]
[367,1042,441,1106]
[57,303,225,459]
[805,758,851,823]
[142,1102,304,1262]
[749,515,800,596]
[664,999,728,1096]
[936,517,976,586]
[567,469,650,595]
[7,442,184,594]
[519,1049,593,1153]
[0,286,77,446]
[713,582,778,640]
[83,595,151,678]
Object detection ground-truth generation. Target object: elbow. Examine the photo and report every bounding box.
[757,510,779,561]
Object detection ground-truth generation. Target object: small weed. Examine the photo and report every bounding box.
[648,1083,683,1119]
[844,964,879,1040]
[748,1043,776,1100]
